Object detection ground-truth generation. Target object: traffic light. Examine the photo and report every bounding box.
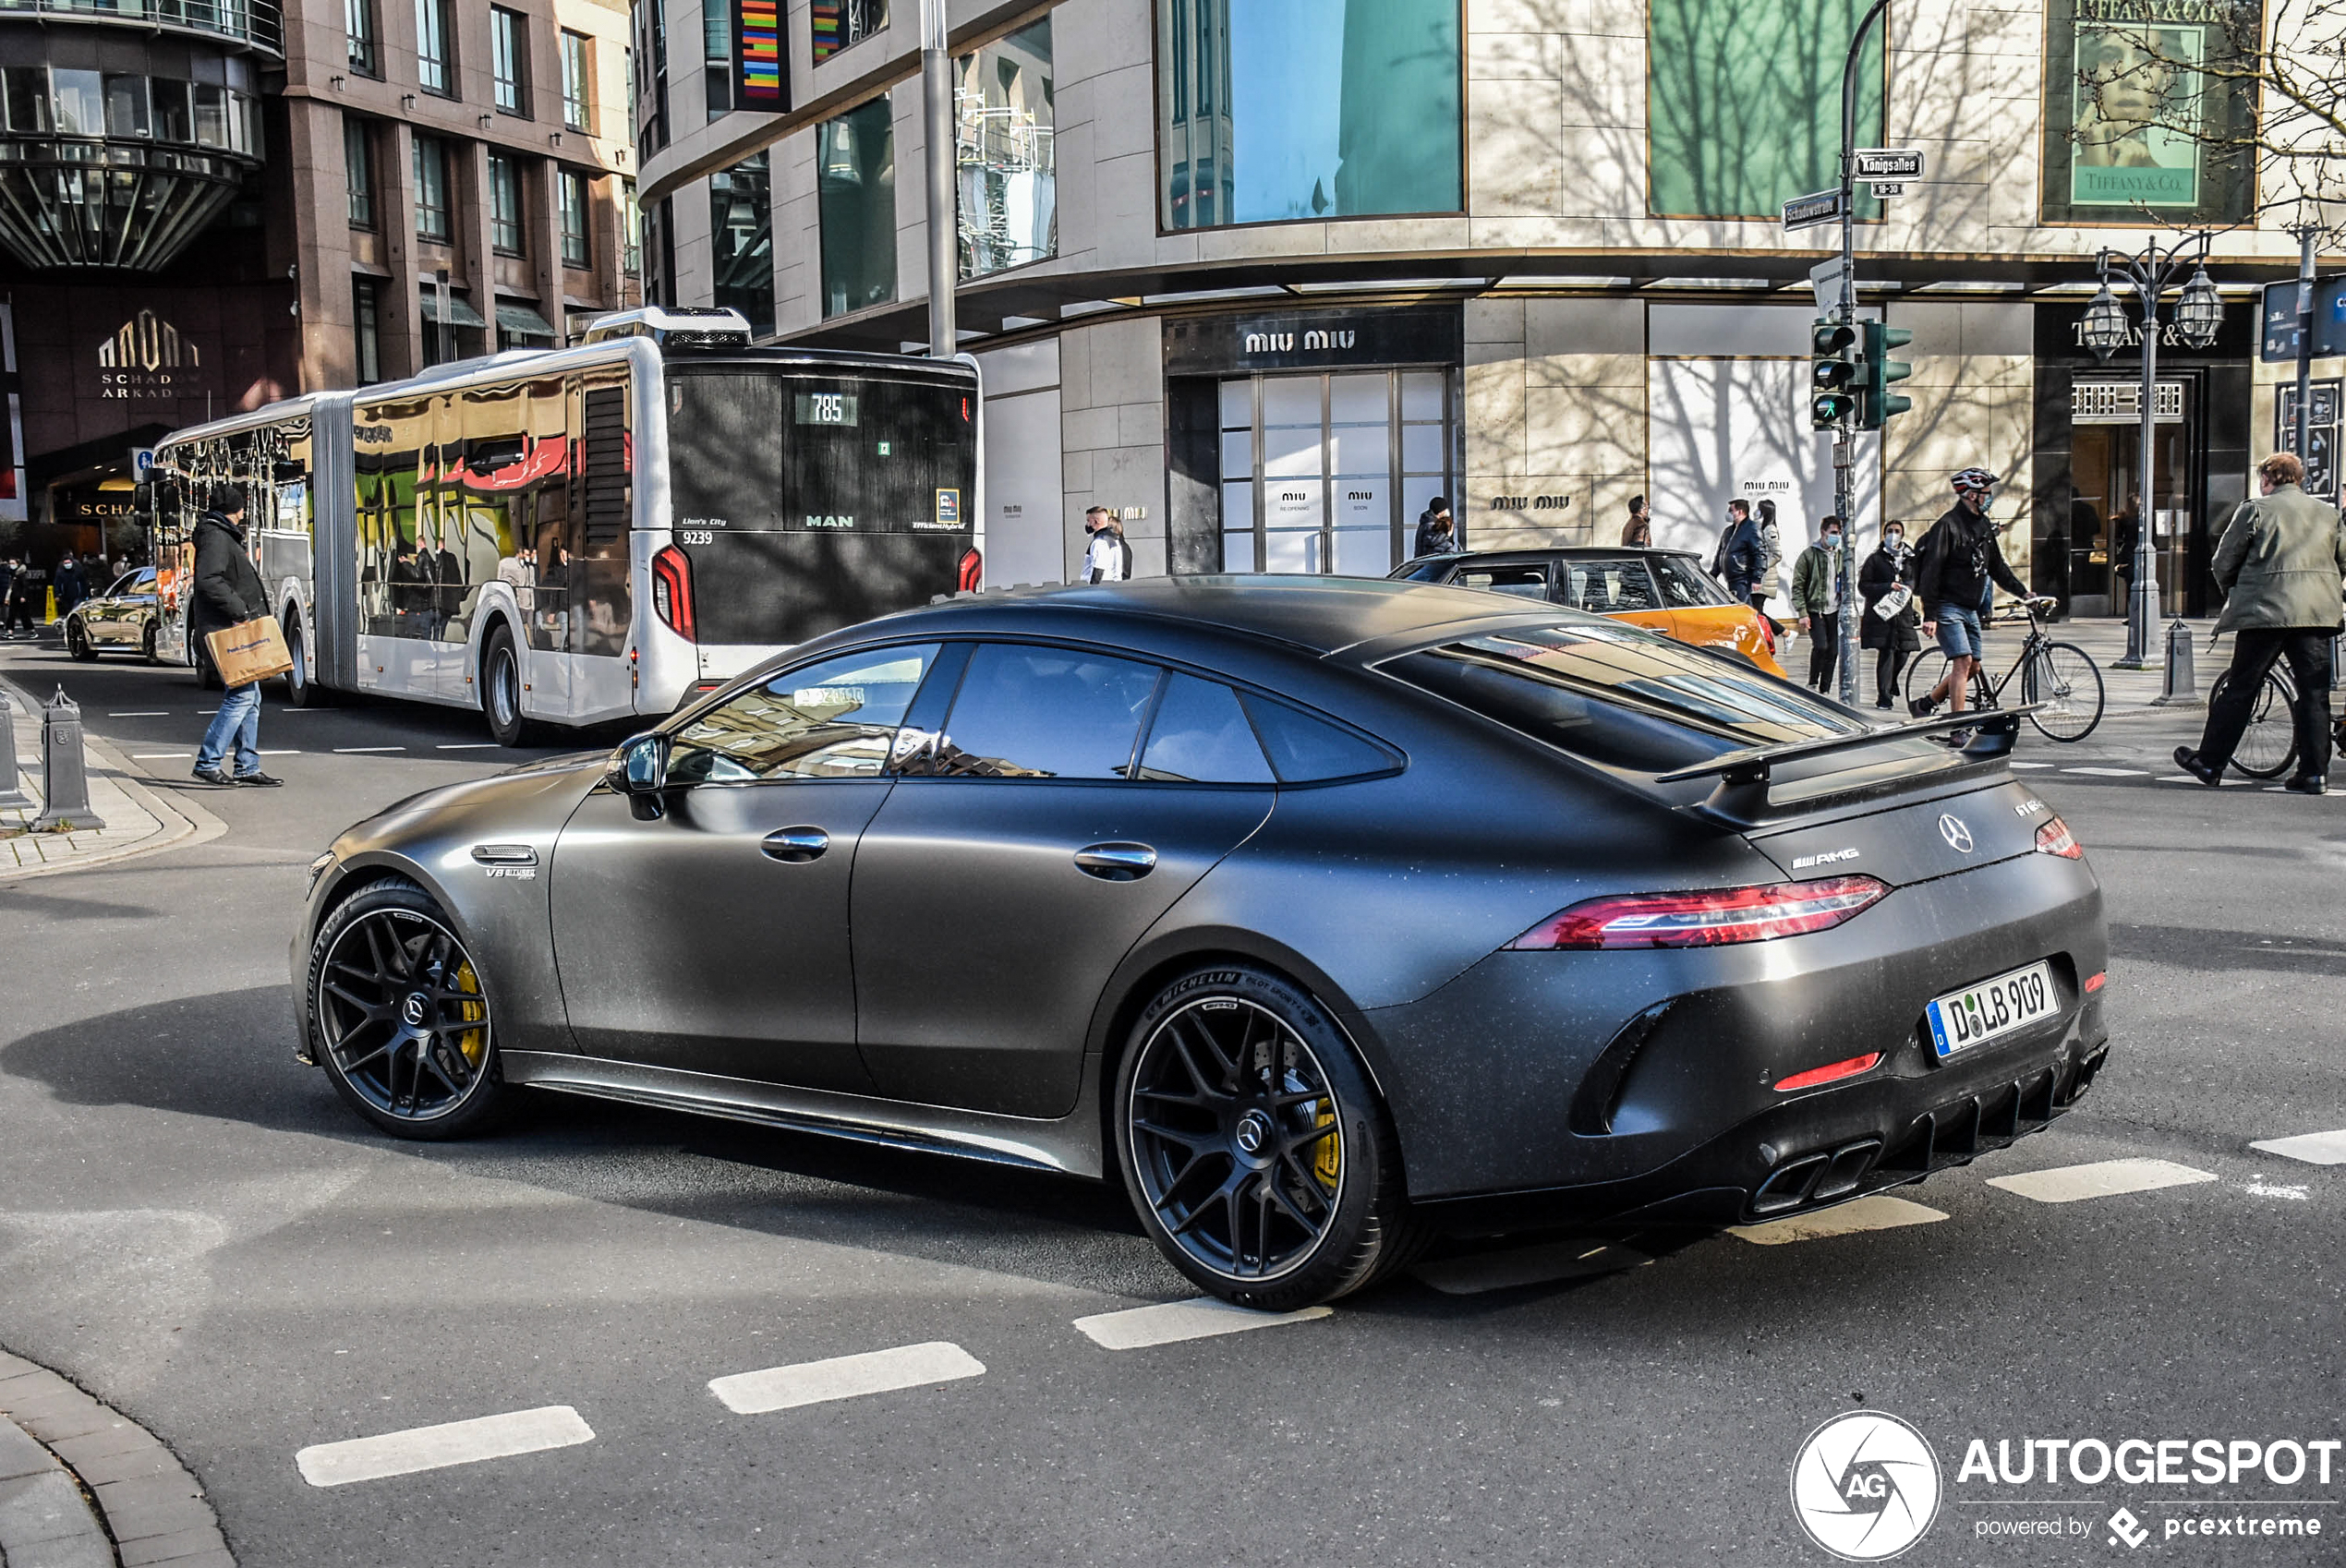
[1858,321,1914,430]
[1810,320,1860,429]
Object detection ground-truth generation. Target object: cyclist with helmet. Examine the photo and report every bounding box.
[1910,468,2039,727]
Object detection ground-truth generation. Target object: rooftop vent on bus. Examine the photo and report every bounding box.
[579,306,756,349]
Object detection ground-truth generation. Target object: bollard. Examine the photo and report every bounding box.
[0,686,30,809]
[29,686,105,832]
[2150,617,2199,706]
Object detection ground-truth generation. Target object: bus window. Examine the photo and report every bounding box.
[572,374,632,657]
[357,396,429,640]
[663,368,976,646]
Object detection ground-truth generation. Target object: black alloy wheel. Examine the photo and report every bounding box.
[1116,964,1422,1309]
[482,625,529,747]
[66,621,95,661]
[307,880,505,1140]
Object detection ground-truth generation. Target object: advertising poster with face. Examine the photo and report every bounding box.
[2041,0,2259,226]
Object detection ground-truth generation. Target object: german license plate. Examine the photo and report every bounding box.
[1924,961,2059,1060]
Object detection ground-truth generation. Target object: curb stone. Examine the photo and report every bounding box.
[0,672,227,885]
[0,1349,233,1568]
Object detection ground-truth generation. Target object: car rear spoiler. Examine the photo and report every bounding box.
[1656,706,2038,827]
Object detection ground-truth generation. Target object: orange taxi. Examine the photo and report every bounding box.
[1391,547,1788,678]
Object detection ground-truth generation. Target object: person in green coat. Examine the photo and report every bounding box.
[2174,452,2346,794]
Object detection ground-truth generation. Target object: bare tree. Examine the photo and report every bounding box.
[2071,0,2346,238]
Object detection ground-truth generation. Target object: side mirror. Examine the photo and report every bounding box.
[611,731,671,819]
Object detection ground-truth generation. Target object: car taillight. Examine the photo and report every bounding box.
[1506,874,1889,950]
[2033,816,2081,859]
[651,544,695,642]
[1774,1052,1883,1092]
[957,547,983,593]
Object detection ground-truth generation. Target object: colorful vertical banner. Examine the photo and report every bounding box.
[732,0,785,110]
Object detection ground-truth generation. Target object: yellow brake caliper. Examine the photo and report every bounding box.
[451,959,487,1065]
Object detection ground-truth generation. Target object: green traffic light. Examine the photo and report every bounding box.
[1810,318,1861,430]
[1857,320,1915,430]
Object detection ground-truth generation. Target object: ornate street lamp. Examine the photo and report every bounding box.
[2088,233,2222,669]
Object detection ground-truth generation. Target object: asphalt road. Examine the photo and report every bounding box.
[2,635,2341,1568]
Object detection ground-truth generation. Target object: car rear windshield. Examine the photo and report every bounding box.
[1382,621,1861,774]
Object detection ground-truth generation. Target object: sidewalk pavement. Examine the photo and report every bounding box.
[0,675,224,882]
[0,1348,234,1567]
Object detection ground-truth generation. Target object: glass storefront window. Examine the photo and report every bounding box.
[1648,0,1883,219]
[1156,0,1460,231]
[711,153,774,336]
[560,169,591,267]
[490,152,524,253]
[811,0,887,64]
[1216,368,1453,575]
[955,18,1053,278]
[151,80,191,143]
[818,96,895,319]
[51,69,103,138]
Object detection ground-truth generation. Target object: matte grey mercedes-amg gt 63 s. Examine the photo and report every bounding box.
[296,577,2110,1309]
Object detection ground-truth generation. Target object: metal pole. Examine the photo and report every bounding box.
[2122,249,2162,669]
[1834,0,1893,706]
[921,0,955,360]
[2293,226,2316,461]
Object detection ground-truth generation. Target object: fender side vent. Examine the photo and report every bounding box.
[1569,1001,1673,1136]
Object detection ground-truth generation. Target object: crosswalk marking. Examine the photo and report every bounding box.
[1074,1297,1329,1350]
[2062,766,2149,777]
[295,1405,593,1488]
[131,753,191,760]
[1729,1195,1948,1246]
[107,711,168,717]
[709,1342,983,1414]
[2249,1129,2346,1165]
[2008,761,2056,770]
[333,745,405,754]
[1416,1240,1650,1296]
[1986,1158,2216,1203]
[436,742,502,750]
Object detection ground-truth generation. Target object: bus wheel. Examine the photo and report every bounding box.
[482,626,531,747]
[142,622,160,665]
[284,619,326,706]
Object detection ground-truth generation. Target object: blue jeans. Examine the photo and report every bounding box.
[197,682,262,775]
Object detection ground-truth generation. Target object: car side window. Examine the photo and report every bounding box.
[1651,555,1724,609]
[1457,564,1552,600]
[667,644,939,784]
[928,644,1162,779]
[1137,673,1275,784]
[1572,559,1660,614]
[1237,694,1400,783]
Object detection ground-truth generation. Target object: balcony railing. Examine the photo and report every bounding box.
[0,0,283,55]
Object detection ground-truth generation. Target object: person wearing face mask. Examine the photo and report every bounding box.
[1790,515,1847,693]
[1860,520,1921,709]
[1911,469,2038,728]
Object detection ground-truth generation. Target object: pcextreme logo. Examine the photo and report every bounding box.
[1791,1411,1943,1561]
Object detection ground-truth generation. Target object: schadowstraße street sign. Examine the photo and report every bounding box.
[1854,148,1925,179]
[1783,189,1844,232]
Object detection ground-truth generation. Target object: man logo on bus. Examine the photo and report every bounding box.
[936,488,961,527]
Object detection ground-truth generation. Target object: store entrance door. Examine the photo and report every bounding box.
[2064,380,2193,618]
[1215,369,1453,575]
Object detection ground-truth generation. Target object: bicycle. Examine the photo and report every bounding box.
[1903,597,2106,742]
[2207,659,2346,780]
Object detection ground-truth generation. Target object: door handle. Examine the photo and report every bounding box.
[1074,842,1156,881]
[760,826,829,862]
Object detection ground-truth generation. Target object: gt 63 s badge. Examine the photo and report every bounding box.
[1791,1411,1942,1560]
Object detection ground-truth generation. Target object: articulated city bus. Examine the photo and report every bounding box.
[142,308,984,743]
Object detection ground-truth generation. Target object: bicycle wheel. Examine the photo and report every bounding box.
[1904,652,1954,712]
[2215,668,2298,779]
[2022,642,2105,742]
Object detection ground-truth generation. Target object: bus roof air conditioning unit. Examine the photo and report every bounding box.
[580,306,756,350]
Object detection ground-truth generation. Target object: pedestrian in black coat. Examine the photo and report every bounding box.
[1858,523,1921,709]
[189,486,282,788]
[52,552,87,616]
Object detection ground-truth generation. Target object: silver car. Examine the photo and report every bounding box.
[65,568,162,663]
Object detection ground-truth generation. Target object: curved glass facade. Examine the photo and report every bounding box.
[0,42,266,269]
[1156,0,1459,231]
